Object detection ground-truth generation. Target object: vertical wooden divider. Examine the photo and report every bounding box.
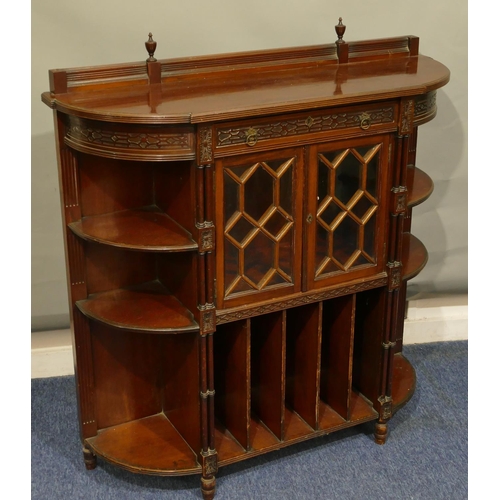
[250,311,286,441]
[321,295,356,420]
[353,288,387,405]
[213,320,251,450]
[285,303,322,430]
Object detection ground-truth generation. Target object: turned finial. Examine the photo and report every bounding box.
[145,33,157,62]
[335,17,346,44]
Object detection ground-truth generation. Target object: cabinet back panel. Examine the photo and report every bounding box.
[91,323,163,429]
[157,252,198,316]
[78,155,154,217]
[155,161,196,235]
[162,333,201,455]
[85,243,156,295]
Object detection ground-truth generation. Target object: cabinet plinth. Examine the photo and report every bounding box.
[43,28,449,499]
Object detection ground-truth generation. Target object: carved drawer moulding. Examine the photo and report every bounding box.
[64,116,196,161]
[214,102,398,156]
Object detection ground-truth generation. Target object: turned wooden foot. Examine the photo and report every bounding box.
[82,445,97,470]
[201,475,216,500]
[374,421,388,445]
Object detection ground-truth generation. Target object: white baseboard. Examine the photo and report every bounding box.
[31,294,468,379]
[403,293,468,344]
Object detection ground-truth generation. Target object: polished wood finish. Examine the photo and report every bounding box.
[69,207,197,251]
[43,23,449,499]
[77,281,199,333]
[87,413,201,475]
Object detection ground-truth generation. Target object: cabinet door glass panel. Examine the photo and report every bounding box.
[217,149,302,306]
[308,137,388,288]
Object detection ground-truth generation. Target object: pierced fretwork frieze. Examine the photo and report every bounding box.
[64,117,195,160]
[217,107,395,147]
[68,125,191,150]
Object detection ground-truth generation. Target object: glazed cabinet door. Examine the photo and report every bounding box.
[215,147,304,308]
[304,135,392,290]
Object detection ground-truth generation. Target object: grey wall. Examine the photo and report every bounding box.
[31,0,468,331]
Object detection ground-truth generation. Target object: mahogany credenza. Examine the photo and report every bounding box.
[42,20,450,499]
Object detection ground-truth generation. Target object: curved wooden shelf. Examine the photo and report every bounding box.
[407,166,434,208]
[392,353,416,413]
[69,206,197,252]
[86,413,201,476]
[402,233,428,281]
[76,281,199,333]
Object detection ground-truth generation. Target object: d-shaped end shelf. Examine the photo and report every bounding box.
[402,233,428,281]
[69,206,198,252]
[407,166,434,208]
[76,281,199,333]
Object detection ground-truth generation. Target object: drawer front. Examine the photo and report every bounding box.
[214,102,397,156]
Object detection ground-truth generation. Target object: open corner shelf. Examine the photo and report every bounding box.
[69,205,198,252]
[86,413,202,475]
[76,281,199,333]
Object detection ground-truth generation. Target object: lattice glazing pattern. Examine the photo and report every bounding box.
[315,144,381,277]
[223,157,295,297]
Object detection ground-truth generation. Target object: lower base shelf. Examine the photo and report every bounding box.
[85,354,416,476]
[86,413,201,476]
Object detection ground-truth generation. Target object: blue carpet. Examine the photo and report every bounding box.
[32,341,467,499]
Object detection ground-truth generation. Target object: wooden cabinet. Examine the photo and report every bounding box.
[42,21,449,499]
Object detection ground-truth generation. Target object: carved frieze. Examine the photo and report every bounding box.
[65,117,195,161]
[217,107,395,147]
[414,91,437,122]
[216,277,387,324]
